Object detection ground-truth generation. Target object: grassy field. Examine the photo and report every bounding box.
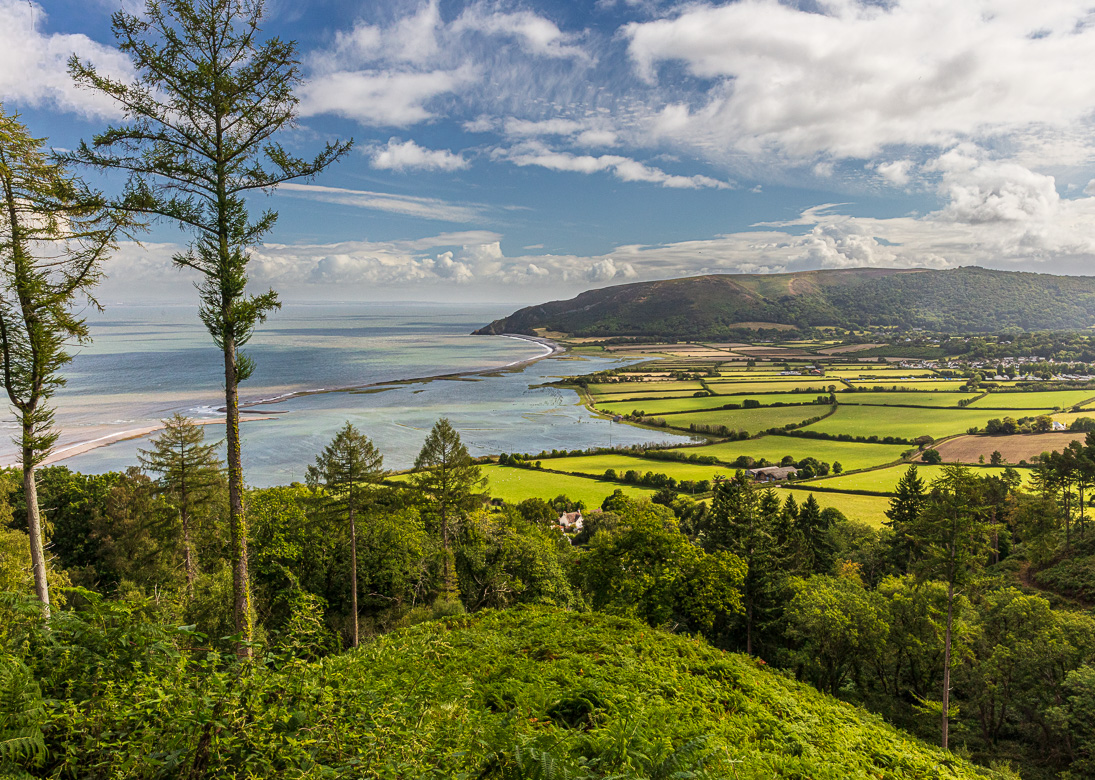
[966,389,1095,409]
[596,394,831,417]
[538,453,734,483]
[770,488,891,527]
[802,463,1032,494]
[837,390,979,407]
[826,368,939,378]
[705,379,837,393]
[586,381,705,397]
[661,405,830,433]
[671,435,910,471]
[846,379,970,391]
[478,465,655,506]
[802,404,1051,440]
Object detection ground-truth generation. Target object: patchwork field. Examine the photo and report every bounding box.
[826,368,939,378]
[837,391,980,407]
[478,465,655,506]
[661,405,830,433]
[801,405,1045,441]
[803,464,1032,494]
[930,432,1084,464]
[966,389,1095,409]
[671,436,910,471]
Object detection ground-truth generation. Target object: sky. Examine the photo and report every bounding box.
[7,0,1095,304]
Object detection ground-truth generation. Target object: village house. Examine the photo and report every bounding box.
[557,510,584,531]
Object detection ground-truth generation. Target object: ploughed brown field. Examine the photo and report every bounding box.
[927,432,1084,464]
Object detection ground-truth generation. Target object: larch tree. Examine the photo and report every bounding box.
[68,0,351,652]
[306,422,385,648]
[137,414,223,594]
[410,418,484,600]
[0,107,124,616]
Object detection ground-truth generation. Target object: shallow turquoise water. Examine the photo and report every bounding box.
[22,303,692,486]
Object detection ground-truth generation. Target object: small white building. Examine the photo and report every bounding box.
[558,511,584,531]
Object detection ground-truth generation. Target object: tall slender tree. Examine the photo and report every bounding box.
[907,465,990,751]
[411,418,484,600]
[68,0,351,652]
[137,414,223,593]
[0,107,124,616]
[306,422,384,648]
[885,465,927,572]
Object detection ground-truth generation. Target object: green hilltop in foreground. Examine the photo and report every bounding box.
[475,266,1095,336]
[6,603,1002,779]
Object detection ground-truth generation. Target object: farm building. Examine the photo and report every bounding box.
[745,466,799,483]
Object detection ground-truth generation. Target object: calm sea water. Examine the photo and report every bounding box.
[5,303,692,486]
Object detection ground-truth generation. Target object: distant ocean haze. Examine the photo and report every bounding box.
[7,303,690,486]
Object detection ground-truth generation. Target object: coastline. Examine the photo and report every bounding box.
[18,333,566,469]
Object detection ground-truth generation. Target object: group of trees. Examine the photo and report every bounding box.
[0,0,350,655]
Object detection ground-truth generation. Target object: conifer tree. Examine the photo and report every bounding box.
[411,419,484,599]
[0,107,124,616]
[306,422,384,648]
[137,414,223,593]
[795,494,834,574]
[706,471,779,654]
[69,0,351,653]
[885,465,927,571]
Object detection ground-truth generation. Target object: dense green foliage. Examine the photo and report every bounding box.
[0,597,1003,780]
[476,267,1095,337]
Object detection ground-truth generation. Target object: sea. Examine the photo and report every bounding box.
[1,303,693,487]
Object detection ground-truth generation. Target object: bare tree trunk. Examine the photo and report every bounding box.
[223,335,252,657]
[22,440,49,617]
[181,505,195,594]
[942,560,955,751]
[349,503,358,648]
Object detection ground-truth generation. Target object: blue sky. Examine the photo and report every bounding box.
[7,0,1095,303]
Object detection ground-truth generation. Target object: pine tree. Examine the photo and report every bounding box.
[137,414,223,593]
[306,422,384,648]
[69,0,351,654]
[705,471,780,654]
[411,419,485,600]
[885,465,927,572]
[795,494,834,574]
[0,107,124,616]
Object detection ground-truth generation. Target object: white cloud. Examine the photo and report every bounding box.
[624,0,1095,166]
[370,138,468,172]
[275,183,486,222]
[0,0,132,116]
[874,160,915,187]
[503,143,730,189]
[452,6,590,61]
[300,68,473,126]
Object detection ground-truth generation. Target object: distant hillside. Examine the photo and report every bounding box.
[476,267,1095,336]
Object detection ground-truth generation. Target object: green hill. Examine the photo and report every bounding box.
[475,266,1095,336]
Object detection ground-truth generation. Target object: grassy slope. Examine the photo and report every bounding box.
[321,607,996,779]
